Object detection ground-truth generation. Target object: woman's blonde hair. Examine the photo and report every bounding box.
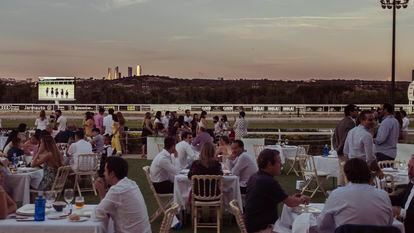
[199,142,216,168]
[41,134,63,166]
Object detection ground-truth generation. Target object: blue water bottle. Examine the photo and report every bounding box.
[323,144,330,157]
[34,192,46,221]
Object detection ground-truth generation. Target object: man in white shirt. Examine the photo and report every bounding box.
[150,137,179,194]
[184,109,193,124]
[175,131,197,170]
[317,158,394,233]
[390,156,414,233]
[94,157,151,233]
[401,110,410,143]
[55,110,67,132]
[103,108,114,136]
[67,130,93,170]
[225,140,258,194]
[161,111,170,131]
[343,110,381,174]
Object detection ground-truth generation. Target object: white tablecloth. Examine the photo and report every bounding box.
[0,205,111,233]
[274,203,405,233]
[0,136,7,151]
[383,169,409,186]
[265,145,298,164]
[313,156,340,178]
[173,174,243,211]
[5,168,44,205]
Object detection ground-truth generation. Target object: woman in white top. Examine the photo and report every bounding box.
[198,111,208,129]
[234,111,248,140]
[35,110,48,130]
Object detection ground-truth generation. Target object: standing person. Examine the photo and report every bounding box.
[83,112,95,138]
[198,111,208,130]
[245,149,310,233]
[333,104,358,186]
[225,140,258,194]
[111,114,122,156]
[401,110,410,143]
[184,109,193,124]
[190,113,199,137]
[221,115,230,137]
[141,112,154,159]
[103,108,114,136]
[374,103,400,161]
[94,108,105,134]
[343,110,381,175]
[161,111,170,132]
[213,116,222,139]
[35,110,48,130]
[234,111,248,140]
[215,136,232,159]
[154,111,166,136]
[55,110,67,132]
[31,134,64,191]
[94,157,151,233]
[188,142,222,179]
[192,127,213,152]
[317,158,394,233]
[116,112,126,154]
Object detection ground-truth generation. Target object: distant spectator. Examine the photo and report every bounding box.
[55,110,67,132]
[198,111,208,129]
[234,111,248,140]
[83,112,95,138]
[184,109,193,124]
[103,108,114,136]
[141,112,154,158]
[111,114,122,156]
[116,112,126,153]
[374,103,400,161]
[17,123,28,143]
[92,128,104,154]
[35,110,48,130]
[94,108,105,134]
[401,110,409,143]
[190,113,199,137]
[67,130,92,170]
[154,111,166,136]
[54,123,76,143]
[192,127,213,152]
[161,111,170,131]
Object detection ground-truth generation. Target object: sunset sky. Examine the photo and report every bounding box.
[0,0,413,80]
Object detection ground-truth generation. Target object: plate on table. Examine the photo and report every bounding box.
[179,169,189,175]
[382,168,398,173]
[68,217,89,222]
[73,209,93,217]
[17,167,38,173]
[16,204,52,216]
[293,205,322,214]
[48,213,69,220]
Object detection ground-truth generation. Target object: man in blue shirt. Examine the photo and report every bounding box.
[245,149,310,233]
[374,103,400,161]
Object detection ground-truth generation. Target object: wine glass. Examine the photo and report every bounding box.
[45,191,57,208]
[64,189,74,213]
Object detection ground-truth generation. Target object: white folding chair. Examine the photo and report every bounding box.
[73,153,98,196]
[159,203,180,233]
[300,155,328,198]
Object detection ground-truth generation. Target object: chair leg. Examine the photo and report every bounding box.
[74,174,82,197]
[149,207,162,223]
[91,175,97,196]
[194,206,198,233]
[217,207,221,233]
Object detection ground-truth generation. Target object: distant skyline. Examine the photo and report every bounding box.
[0,0,413,80]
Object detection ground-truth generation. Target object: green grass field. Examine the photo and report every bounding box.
[81,159,332,233]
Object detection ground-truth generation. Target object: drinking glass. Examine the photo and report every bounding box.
[75,196,85,209]
[64,189,74,213]
[45,191,57,208]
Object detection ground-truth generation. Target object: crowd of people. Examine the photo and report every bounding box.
[140,109,248,158]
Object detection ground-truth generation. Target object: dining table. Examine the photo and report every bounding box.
[5,167,44,205]
[0,204,113,233]
[265,145,298,164]
[274,203,405,233]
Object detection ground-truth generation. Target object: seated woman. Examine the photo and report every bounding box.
[23,133,40,156]
[0,163,17,219]
[6,137,24,162]
[188,142,223,179]
[31,134,64,191]
[215,136,232,161]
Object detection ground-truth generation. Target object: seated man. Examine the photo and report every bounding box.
[150,137,179,194]
[390,155,414,233]
[192,127,213,152]
[317,158,394,233]
[67,130,92,170]
[245,149,310,233]
[225,140,258,194]
[54,123,76,143]
[94,157,151,233]
[6,137,24,162]
[175,131,197,170]
[0,163,17,219]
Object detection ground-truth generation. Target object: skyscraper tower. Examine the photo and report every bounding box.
[114,66,119,79]
[128,67,133,77]
[107,68,113,80]
[136,65,142,77]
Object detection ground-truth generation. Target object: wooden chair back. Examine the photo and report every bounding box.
[229,200,248,233]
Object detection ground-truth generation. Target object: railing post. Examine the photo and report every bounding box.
[330,129,334,149]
